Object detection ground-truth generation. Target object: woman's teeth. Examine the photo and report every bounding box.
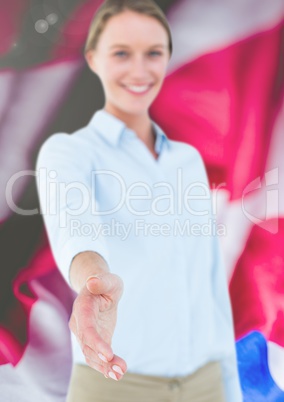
[124,85,151,93]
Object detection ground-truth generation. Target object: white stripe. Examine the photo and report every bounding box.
[213,97,284,280]
[166,0,284,74]
[0,59,83,222]
[268,341,284,391]
[0,277,74,401]
[0,71,15,122]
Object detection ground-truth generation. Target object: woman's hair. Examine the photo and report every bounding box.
[84,0,173,57]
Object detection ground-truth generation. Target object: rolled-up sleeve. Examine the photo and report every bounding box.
[35,133,110,286]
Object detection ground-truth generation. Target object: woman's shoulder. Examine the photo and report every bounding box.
[42,125,89,146]
[36,126,97,173]
[38,125,95,157]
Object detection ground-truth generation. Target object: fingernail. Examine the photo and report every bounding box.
[98,353,108,363]
[108,371,118,381]
[87,275,101,283]
[112,365,124,375]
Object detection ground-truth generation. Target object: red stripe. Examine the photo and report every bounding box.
[51,0,104,60]
[0,1,29,55]
[150,21,284,199]
[230,218,284,347]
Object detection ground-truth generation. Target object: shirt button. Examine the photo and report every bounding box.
[169,380,180,391]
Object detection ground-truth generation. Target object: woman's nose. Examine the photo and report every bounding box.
[130,56,148,78]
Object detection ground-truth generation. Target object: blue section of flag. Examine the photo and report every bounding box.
[236,331,284,401]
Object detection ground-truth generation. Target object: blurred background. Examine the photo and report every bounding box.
[0,0,283,401]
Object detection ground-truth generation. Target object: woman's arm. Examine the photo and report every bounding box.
[35,134,126,380]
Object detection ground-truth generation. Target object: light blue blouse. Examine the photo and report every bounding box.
[35,108,242,402]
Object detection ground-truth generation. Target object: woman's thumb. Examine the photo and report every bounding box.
[86,274,109,295]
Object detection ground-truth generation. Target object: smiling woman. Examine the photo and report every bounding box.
[84,6,171,144]
[35,0,243,401]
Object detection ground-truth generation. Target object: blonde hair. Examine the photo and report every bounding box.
[84,0,173,57]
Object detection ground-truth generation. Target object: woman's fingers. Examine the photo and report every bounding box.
[84,357,123,381]
[69,305,127,380]
[78,333,127,376]
[75,320,114,359]
[68,273,126,381]
[80,338,111,365]
[83,345,126,380]
[108,354,128,376]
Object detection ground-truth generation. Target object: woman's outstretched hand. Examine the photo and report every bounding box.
[68,272,127,381]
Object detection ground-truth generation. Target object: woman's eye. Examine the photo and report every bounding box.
[149,51,162,57]
[114,51,127,57]
[114,51,162,57]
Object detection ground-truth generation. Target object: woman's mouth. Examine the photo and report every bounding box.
[122,84,153,95]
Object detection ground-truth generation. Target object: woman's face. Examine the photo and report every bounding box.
[86,10,170,118]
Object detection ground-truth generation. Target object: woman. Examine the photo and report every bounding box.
[36,0,243,401]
